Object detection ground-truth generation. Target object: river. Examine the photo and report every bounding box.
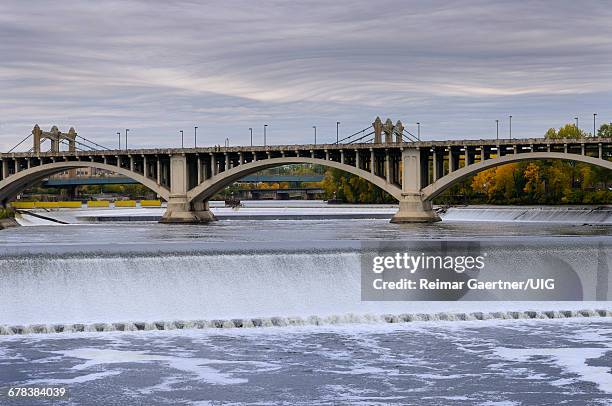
[0,203,610,405]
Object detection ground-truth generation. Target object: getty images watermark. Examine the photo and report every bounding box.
[361,241,610,301]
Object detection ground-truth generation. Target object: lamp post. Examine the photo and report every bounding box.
[117,132,121,149]
[180,130,184,148]
[194,126,198,148]
[575,116,579,130]
[313,126,317,145]
[336,121,340,143]
[593,113,597,136]
[264,124,268,147]
[416,122,421,140]
[125,129,129,150]
[495,119,499,140]
[249,128,253,146]
[508,116,512,140]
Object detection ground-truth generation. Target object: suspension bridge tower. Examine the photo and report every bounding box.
[32,125,77,153]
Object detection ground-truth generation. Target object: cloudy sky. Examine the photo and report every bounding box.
[1,0,611,151]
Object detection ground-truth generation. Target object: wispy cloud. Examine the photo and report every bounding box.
[1,0,611,150]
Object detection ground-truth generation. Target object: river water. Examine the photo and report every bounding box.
[0,203,611,405]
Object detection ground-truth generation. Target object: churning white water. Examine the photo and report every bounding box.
[442,206,612,224]
[0,248,609,335]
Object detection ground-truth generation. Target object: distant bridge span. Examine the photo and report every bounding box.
[1,124,610,223]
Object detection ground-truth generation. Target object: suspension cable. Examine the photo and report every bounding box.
[335,125,373,144]
[7,134,32,153]
[77,135,110,150]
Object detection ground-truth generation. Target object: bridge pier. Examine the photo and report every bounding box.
[159,154,216,223]
[390,148,440,223]
[160,197,216,223]
[391,193,440,223]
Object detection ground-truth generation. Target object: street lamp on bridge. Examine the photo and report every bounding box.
[194,126,198,148]
[125,129,129,150]
[575,116,579,130]
[508,116,512,140]
[180,130,184,148]
[264,124,268,147]
[117,132,121,149]
[313,126,317,145]
[249,128,253,147]
[336,121,340,143]
[495,119,499,140]
[416,122,421,140]
[593,113,597,136]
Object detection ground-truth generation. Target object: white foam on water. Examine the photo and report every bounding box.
[29,348,262,385]
[492,347,612,394]
[27,370,122,385]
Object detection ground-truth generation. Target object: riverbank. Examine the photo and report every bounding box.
[0,218,18,229]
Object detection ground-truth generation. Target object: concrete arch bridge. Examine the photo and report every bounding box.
[1,125,610,223]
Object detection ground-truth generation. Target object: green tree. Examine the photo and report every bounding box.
[546,124,588,139]
[598,123,612,138]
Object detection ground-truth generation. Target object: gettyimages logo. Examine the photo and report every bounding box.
[360,241,610,301]
[372,252,486,274]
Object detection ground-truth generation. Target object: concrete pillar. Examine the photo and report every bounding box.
[14,159,19,174]
[130,155,135,171]
[156,158,161,185]
[465,146,475,166]
[340,150,345,164]
[564,144,568,154]
[224,153,229,172]
[1,160,7,179]
[103,156,108,164]
[197,156,202,184]
[581,144,585,155]
[547,144,551,152]
[391,148,440,223]
[370,150,375,175]
[480,146,485,162]
[116,156,121,168]
[325,150,330,161]
[239,152,244,165]
[211,154,217,175]
[513,145,517,155]
[448,148,455,173]
[599,143,603,159]
[432,148,439,181]
[143,155,148,178]
[355,150,360,169]
[252,151,257,162]
[384,151,391,183]
[160,154,216,223]
[311,150,315,159]
[27,158,31,169]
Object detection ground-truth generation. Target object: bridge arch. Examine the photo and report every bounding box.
[0,161,170,205]
[187,156,403,202]
[422,152,612,202]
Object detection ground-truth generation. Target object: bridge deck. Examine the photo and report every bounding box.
[2,138,610,158]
